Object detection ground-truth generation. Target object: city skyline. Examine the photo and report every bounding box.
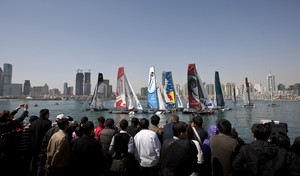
[1,1,300,92]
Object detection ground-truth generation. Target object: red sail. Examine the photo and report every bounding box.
[187,64,201,111]
[115,67,126,109]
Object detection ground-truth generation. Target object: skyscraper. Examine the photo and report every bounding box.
[103,79,111,98]
[84,72,91,95]
[0,67,3,96]
[23,80,31,96]
[75,71,84,95]
[3,63,13,96]
[267,73,276,92]
[63,82,68,95]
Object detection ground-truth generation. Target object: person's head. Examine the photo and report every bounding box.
[151,115,160,126]
[105,118,114,128]
[173,121,188,139]
[119,119,129,131]
[40,109,50,119]
[80,116,88,124]
[139,118,149,129]
[56,117,69,130]
[82,121,95,136]
[217,119,232,135]
[192,115,203,127]
[208,125,219,138]
[97,116,105,125]
[169,114,179,123]
[0,110,11,123]
[251,123,270,141]
[131,117,139,127]
[29,115,39,124]
[270,132,290,150]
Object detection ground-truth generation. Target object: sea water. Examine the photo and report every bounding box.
[1,99,299,143]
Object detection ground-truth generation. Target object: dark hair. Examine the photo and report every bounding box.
[169,114,179,123]
[151,115,160,126]
[97,116,105,125]
[40,109,49,118]
[80,116,88,124]
[270,132,290,150]
[173,121,188,137]
[217,119,232,135]
[119,119,129,130]
[139,118,149,129]
[105,118,114,128]
[131,117,139,127]
[0,111,11,123]
[251,123,270,141]
[82,121,95,135]
[29,115,39,123]
[192,115,203,127]
[57,118,69,130]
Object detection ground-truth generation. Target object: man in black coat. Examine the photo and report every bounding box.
[232,123,288,176]
[71,121,104,176]
[160,121,198,176]
[30,109,51,176]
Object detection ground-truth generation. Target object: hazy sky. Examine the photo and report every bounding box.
[1,0,299,92]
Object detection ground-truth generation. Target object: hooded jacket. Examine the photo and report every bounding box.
[232,140,287,176]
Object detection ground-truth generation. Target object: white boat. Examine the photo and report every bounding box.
[110,67,143,114]
[183,64,215,115]
[83,73,109,111]
[242,77,255,108]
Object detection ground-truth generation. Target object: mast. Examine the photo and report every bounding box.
[245,77,251,105]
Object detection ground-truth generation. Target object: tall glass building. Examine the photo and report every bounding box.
[267,73,276,92]
[3,63,13,96]
[75,72,84,95]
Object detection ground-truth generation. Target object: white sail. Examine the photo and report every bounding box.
[161,85,171,105]
[243,83,249,105]
[197,73,214,109]
[175,86,183,108]
[157,85,166,110]
[125,74,143,110]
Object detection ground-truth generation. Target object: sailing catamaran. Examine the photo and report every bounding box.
[214,71,231,111]
[110,67,143,114]
[183,64,214,114]
[83,73,109,111]
[232,86,237,103]
[242,77,255,108]
[267,87,279,107]
[146,66,167,114]
[164,71,184,111]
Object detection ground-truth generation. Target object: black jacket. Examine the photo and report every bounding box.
[232,140,287,176]
[160,138,198,176]
[30,117,51,155]
[71,134,104,176]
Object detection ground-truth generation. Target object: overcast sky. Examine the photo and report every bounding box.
[1,0,299,92]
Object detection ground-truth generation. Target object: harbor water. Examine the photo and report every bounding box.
[1,99,299,143]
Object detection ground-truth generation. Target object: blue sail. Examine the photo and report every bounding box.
[147,67,158,109]
[165,71,176,108]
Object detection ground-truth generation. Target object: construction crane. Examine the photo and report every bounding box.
[75,69,91,73]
